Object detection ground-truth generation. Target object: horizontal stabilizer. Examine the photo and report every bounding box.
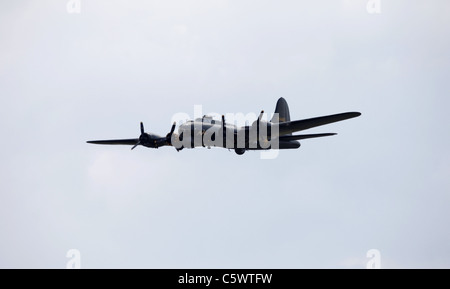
[279,133,336,141]
[279,112,361,135]
[86,139,138,145]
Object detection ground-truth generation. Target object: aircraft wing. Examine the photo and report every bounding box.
[86,139,138,145]
[278,112,361,135]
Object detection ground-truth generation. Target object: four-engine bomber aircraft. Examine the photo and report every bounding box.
[87,98,361,155]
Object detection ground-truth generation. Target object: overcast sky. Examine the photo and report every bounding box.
[0,0,449,268]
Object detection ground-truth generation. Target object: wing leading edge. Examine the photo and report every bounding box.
[86,139,138,145]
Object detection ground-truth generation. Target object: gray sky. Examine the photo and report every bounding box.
[0,0,449,268]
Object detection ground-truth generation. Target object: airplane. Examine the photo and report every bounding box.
[86,98,361,155]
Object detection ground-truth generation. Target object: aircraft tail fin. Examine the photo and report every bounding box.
[271,97,291,123]
[271,97,291,135]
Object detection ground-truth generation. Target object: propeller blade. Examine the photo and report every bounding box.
[131,141,141,150]
[258,110,264,120]
[169,122,176,135]
[140,122,144,134]
[165,122,177,145]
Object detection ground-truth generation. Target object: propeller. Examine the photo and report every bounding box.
[131,121,179,150]
[131,122,150,150]
[166,122,183,151]
[258,110,264,120]
[165,122,177,144]
[131,142,140,150]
